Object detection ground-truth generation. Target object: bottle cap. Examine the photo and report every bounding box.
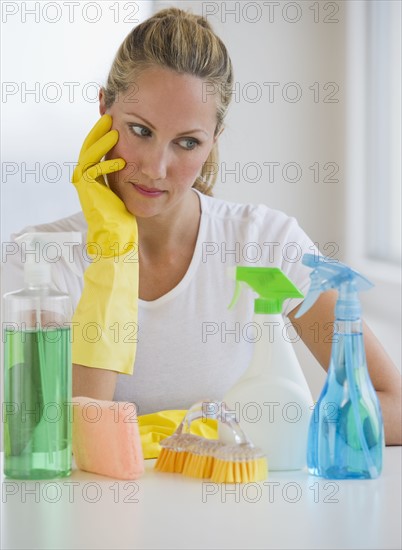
[14,232,82,286]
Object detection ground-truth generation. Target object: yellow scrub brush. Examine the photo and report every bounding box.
[154,402,220,474]
[210,433,267,484]
[154,432,200,474]
[154,401,268,483]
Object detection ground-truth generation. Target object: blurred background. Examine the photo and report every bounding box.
[1,0,401,394]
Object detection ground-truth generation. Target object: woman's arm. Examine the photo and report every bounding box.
[288,290,402,445]
[73,364,118,401]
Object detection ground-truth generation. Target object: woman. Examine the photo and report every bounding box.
[8,8,402,444]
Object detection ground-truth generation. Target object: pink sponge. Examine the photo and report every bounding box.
[72,396,144,480]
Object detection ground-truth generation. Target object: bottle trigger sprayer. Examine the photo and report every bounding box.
[221,267,314,471]
[3,231,81,479]
[295,253,384,479]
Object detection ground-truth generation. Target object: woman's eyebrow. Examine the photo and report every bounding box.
[124,112,209,137]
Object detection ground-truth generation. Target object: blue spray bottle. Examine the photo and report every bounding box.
[295,254,384,479]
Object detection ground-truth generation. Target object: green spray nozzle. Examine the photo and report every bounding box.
[228,266,304,314]
[295,254,373,320]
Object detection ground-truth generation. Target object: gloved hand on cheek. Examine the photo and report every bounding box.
[71,114,139,375]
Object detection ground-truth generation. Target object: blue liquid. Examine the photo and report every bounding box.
[307,332,383,479]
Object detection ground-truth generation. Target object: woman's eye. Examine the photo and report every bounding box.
[130,124,151,137]
[178,138,199,151]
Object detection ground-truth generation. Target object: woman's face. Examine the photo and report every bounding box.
[99,66,219,219]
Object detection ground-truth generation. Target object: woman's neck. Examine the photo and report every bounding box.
[136,189,201,258]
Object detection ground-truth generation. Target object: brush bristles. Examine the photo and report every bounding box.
[182,440,222,479]
[210,457,268,483]
[155,433,201,473]
[154,448,189,473]
[182,453,215,478]
[155,436,268,483]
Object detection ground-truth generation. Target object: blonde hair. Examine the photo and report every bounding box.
[103,7,233,196]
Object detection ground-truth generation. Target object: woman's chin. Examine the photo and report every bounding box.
[123,202,162,219]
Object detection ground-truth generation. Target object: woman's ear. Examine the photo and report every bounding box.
[99,88,107,115]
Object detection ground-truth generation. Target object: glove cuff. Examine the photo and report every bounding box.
[72,256,138,375]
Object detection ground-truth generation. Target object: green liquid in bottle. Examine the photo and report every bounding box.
[3,327,72,479]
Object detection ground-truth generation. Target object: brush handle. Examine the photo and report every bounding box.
[178,401,254,447]
[176,401,217,435]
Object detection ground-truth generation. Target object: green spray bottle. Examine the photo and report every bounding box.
[221,267,314,470]
[3,231,81,479]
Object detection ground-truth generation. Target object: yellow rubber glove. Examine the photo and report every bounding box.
[71,115,139,374]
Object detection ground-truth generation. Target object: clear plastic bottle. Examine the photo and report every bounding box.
[3,232,80,479]
[296,254,384,479]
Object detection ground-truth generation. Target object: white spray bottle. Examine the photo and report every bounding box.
[220,267,314,471]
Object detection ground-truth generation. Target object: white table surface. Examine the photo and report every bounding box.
[1,448,401,550]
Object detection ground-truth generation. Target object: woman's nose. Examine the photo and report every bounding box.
[140,144,168,181]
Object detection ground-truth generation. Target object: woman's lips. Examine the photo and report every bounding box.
[132,183,165,197]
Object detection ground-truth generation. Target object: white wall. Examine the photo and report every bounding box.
[343,0,401,374]
[207,0,346,252]
[1,1,400,394]
[1,0,153,239]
